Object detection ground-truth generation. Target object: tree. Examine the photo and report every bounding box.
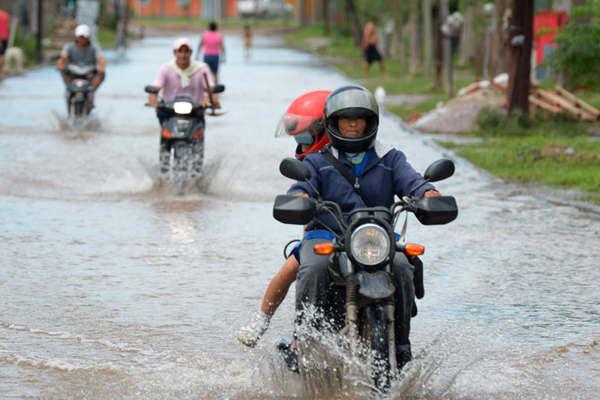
[506,0,534,115]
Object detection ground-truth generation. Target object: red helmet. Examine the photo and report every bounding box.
[275,90,331,159]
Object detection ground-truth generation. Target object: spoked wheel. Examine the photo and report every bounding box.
[360,305,392,393]
[171,142,193,195]
[190,140,204,178]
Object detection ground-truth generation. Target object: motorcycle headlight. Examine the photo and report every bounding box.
[173,101,193,115]
[349,223,391,266]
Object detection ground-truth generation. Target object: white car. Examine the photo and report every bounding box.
[237,0,293,19]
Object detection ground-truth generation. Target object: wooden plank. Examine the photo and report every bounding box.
[536,89,596,121]
[529,95,562,114]
[554,86,600,119]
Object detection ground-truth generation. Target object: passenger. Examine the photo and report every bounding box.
[238,90,331,348]
[0,8,9,79]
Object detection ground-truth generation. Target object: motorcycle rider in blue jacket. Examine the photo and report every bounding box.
[288,85,441,367]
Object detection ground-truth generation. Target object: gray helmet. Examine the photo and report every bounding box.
[324,85,379,153]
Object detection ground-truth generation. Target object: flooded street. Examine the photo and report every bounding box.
[0,34,599,399]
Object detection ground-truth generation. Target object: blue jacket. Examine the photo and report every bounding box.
[288,140,436,232]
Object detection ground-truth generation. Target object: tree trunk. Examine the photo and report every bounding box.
[422,0,433,76]
[409,0,422,74]
[490,0,510,76]
[459,5,476,66]
[506,0,534,116]
[323,0,330,35]
[345,0,362,47]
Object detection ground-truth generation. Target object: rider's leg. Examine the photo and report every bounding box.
[261,255,299,315]
[391,252,416,366]
[295,238,344,332]
[238,255,299,347]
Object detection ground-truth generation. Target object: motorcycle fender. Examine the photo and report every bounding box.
[172,141,190,158]
[357,271,395,300]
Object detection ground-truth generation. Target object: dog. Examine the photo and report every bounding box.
[4,46,25,75]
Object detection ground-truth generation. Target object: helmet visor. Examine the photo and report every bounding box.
[274,113,319,145]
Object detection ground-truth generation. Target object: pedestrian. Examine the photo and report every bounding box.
[0,8,10,80]
[197,20,225,83]
[243,24,252,61]
[361,20,385,75]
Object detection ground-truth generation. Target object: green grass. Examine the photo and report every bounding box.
[12,32,38,67]
[97,27,118,49]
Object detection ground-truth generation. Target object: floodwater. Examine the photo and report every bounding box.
[0,34,599,400]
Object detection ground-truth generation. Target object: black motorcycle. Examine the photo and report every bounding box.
[65,64,95,123]
[273,157,458,391]
[145,84,224,194]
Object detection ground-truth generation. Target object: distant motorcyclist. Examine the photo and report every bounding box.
[56,24,106,106]
[238,90,330,347]
[148,37,217,125]
[287,86,440,368]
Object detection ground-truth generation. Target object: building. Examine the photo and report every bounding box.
[128,0,238,18]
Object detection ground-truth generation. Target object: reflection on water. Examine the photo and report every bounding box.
[0,35,599,399]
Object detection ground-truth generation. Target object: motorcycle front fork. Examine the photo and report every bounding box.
[344,276,398,374]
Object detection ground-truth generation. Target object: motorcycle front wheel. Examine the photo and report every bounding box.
[360,305,392,392]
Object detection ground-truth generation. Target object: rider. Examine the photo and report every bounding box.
[148,37,217,125]
[56,24,106,108]
[237,90,331,347]
[288,85,440,367]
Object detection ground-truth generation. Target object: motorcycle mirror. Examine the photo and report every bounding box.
[279,158,311,181]
[424,159,455,182]
[211,84,225,94]
[273,195,316,225]
[414,196,458,225]
[145,85,160,94]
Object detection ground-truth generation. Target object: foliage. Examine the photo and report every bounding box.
[475,107,532,136]
[549,0,600,89]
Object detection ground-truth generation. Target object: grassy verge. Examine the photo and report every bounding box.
[445,112,600,203]
[284,23,600,204]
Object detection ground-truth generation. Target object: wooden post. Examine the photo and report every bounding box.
[36,0,43,62]
[506,0,534,116]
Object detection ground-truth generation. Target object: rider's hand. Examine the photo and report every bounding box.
[238,310,271,348]
[148,94,158,108]
[424,190,441,198]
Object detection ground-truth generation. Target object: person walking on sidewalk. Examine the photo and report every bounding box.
[362,20,385,75]
[197,21,225,83]
[0,9,10,79]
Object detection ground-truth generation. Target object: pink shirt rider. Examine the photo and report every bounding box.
[152,62,214,103]
[201,31,223,55]
[0,10,9,40]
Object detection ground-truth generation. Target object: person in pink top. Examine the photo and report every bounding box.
[0,9,10,79]
[197,21,225,83]
[148,37,217,125]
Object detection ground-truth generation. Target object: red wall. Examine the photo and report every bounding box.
[534,10,569,64]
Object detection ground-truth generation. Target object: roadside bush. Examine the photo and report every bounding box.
[549,0,600,89]
[475,107,532,137]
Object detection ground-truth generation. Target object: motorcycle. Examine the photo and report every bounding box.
[273,157,458,391]
[64,64,96,128]
[145,84,225,194]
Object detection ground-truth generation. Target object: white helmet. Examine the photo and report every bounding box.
[75,24,91,39]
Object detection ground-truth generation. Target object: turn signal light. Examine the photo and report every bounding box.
[314,242,335,255]
[162,129,172,138]
[404,243,425,256]
[193,130,204,139]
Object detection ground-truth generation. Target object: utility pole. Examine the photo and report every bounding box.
[506,0,534,115]
[323,0,330,36]
[440,0,451,95]
[36,0,43,62]
[422,0,433,76]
